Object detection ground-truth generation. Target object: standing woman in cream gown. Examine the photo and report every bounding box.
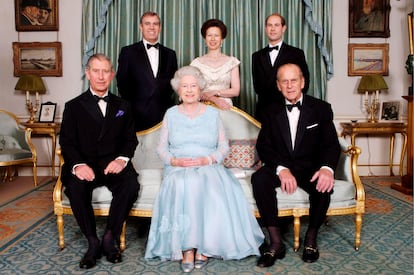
[190,19,240,110]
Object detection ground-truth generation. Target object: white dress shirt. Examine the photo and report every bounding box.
[269,41,282,66]
[143,39,159,77]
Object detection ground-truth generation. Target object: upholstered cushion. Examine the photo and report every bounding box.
[238,175,356,211]
[0,135,22,150]
[335,137,352,182]
[223,139,261,170]
[133,131,164,170]
[0,149,32,162]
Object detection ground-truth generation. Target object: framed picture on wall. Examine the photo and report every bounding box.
[12,41,62,77]
[15,0,59,31]
[349,0,390,37]
[348,43,389,76]
[379,101,402,122]
[38,101,57,122]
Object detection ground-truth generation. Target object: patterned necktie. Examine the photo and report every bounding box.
[146,43,159,49]
[286,101,301,112]
[94,95,109,102]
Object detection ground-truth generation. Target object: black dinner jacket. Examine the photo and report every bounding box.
[59,90,138,184]
[116,41,178,131]
[252,42,310,121]
[256,95,340,181]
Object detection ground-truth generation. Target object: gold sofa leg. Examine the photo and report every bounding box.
[355,213,362,251]
[293,216,301,252]
[57,214,65,251]
[32,162,37,187]
[119,221,127,252]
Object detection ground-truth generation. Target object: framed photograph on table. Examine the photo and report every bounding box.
[349,0,390,37]
[380,101,401,122]
[348,43,389,76]
[39,102,57,123]
[12,42,62,77]
[15,0,59,31]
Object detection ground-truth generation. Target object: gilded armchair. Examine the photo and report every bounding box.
[0,109,37,186]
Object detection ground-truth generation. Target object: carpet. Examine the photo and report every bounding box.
[0,180,54,252]
[0,179,412,274]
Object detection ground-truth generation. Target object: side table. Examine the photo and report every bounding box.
[340,122,408,176]
[22,122,61,178]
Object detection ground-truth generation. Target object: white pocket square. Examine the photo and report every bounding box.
[306,123,318,129]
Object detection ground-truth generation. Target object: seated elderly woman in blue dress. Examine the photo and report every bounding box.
[144,66,264,273]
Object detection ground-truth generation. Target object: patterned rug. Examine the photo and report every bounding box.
[0,179,412,274]
[0,180,54,252]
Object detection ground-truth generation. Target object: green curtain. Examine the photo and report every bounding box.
[81,0,332,116]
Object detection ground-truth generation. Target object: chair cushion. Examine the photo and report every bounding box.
[0,149,32,162]
[0,136,22,150]
[223,139,261,170]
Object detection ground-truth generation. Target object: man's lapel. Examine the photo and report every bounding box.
[276,108,294,154]
[80,90,103,123]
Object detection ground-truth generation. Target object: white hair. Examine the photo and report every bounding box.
[170,66,206,92]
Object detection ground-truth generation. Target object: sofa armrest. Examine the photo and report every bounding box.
[53,148,64,205]
[347,145,365,202]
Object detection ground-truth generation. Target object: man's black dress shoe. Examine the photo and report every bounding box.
[302,245,319,263]
[257,244,286,268]
[79,248,102,269]
[104,250,122,263]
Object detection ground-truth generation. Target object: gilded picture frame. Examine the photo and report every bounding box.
[349,0,390,38]
[15,0,58,31]
[348,43,389,76]
[12,42,62,77]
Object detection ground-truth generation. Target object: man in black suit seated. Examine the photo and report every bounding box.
[60,54,139,269]
[116,11,178,132]
[252,63,340,267]
[252,13,310,122]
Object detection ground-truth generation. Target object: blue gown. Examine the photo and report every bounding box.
[145,105,264,261]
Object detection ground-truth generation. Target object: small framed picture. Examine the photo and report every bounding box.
[38,101,56,122]
[379,101,401,121]
[349,0,390,38]
[12,41,62,77]
[348,43,389,76]
[15,0,59,31]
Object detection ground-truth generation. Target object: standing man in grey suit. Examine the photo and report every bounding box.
[116,11,178,131]
[252,13,310,122]
[252,63,340,267]
[60,54,139,269]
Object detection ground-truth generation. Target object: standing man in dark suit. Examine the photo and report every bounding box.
[252,63,340,267]
[117,11,178,131]
[60,54,139,269]
[252,13,310,122]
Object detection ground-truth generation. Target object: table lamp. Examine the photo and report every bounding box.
[14,74,46,123]
[357,74,388,123]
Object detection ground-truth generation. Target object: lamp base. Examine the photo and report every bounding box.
[26,98,39,124]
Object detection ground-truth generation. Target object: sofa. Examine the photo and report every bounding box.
[53,104,365,252]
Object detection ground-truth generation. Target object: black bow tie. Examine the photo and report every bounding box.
[286,101,301,112]
[147,43,159,49]
[94,95,109,102]
[268,45,279,51]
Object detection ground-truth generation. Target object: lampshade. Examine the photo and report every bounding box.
[357,75,388,93]
[14,74,46,93]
